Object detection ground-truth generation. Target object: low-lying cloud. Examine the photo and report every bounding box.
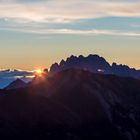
[1,27,140,37]
[0,69,34,88]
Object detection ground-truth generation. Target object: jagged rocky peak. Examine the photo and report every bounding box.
[112,62,137,72]
[87,54,100,58]
[59,59,65,67]
[87,54,103,60]
[49,54,111,73]
[112,62,117,66]
[66,55,78,62]
[87,54,110,64]
[78,55,85,59]
[50,62,59,73]
[112,62,129,68]
[49,54,140,80]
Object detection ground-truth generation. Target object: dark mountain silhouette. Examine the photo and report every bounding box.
[112,62,140,79]
[4,79,27,90]
[50,54,111,74]
[0,69,140,139]
[50,54,140,80]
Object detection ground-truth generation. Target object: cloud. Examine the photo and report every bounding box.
[1,27,140,37]
[0,69,34,88]
[0,0,139,38]
[0,0,140,23]
[34,29,140,37]
[130,24,140,28]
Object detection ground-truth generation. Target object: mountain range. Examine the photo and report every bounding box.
[0,68,140,139]
[50,54,140,80]
[0,54,139,89]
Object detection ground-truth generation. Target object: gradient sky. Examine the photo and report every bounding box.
[0,0,140,70]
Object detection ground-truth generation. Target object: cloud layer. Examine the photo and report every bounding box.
[0,0,140,38]
[1,27,140,37]
[0,0,140,23]
[0,69,34,88]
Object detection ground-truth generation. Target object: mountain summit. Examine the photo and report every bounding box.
[50,54,140,79]
[50,54,111,74]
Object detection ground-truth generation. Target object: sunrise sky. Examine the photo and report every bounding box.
[0,0,140,70]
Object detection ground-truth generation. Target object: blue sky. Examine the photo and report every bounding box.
[0,0,140,70]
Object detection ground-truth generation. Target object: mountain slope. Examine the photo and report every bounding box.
[0,69,140,139]
[4,79,27,90]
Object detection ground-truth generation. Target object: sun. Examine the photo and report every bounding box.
[35,69,43,75]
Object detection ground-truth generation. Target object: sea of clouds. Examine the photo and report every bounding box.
[0,69,34,89]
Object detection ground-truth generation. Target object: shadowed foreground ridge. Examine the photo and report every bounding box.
[0,69,140,139]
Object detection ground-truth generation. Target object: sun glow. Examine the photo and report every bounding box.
[35,69,43,75]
